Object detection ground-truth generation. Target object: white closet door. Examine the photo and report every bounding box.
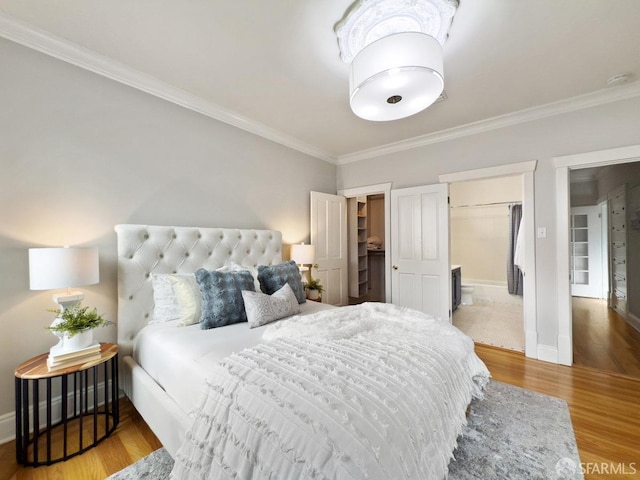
[310,191,348,306]
[391,184,450,322]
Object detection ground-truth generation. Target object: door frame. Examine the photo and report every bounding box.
[554,144,640,366]
[338,182,392,302]
[439,160,538,359]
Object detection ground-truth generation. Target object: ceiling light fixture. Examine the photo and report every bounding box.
[335,0,458,122]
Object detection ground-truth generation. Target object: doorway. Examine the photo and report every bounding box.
[555,144,640,368]
[567,161,640,376]
[347,193,386,305]
[449,175,525,352]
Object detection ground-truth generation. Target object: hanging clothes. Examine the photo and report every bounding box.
[507,204,524,295]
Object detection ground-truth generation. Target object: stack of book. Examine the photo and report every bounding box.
[47,343,102,371]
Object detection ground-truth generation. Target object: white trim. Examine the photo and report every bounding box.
[0,12,336,164]
[553,144,640,366]
[439,160,537,184]
[441,164,539,359]
[522,171,538,360]
[555,166,573,366]
[553,145,640,168]
[537,345,559,364]
[338,183,393,303]
[628,313,640,333]
[338,83,640,165]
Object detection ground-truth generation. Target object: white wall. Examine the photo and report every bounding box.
[0,38,336,427]
[338,95,640,353]
[450,176,521,283]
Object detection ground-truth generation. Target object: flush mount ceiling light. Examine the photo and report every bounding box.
[335,0,458,121]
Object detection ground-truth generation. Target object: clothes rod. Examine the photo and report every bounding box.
[450,201,522,208]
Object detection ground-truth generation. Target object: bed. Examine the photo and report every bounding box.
[115,224,490,479]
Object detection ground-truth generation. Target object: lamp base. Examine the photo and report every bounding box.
[49,291,85,352]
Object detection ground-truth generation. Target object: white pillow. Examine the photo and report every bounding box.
[242,283,300,329]
[150,274,186,323]
[170,275,202,326]
[150,273,200,326]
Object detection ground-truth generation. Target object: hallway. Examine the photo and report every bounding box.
[572,297,640,377]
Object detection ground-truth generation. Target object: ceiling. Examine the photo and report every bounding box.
[1,0,640,163]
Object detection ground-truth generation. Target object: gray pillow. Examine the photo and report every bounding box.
[258,260,306,304]
[195,268,255,329]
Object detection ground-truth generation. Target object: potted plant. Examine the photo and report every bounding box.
[305,278,324,301]
[47,303,112,352]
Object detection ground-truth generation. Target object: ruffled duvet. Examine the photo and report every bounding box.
[171,302,490,480]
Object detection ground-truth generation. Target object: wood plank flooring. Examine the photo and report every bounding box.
[572,297,640,377]
[2,344,640,480]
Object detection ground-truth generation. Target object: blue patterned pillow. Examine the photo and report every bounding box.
[195,268,255,329]
[258,260,306,304]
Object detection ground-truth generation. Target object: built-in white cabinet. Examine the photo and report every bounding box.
[609,185,627,318]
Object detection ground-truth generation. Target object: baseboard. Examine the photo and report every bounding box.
[537,344,559,364]
[627,312,640,333]
[0,381,117,445]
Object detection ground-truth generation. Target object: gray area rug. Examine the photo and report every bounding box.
[107,380,583,480]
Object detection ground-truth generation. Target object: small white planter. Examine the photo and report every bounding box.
[307,289,320,301]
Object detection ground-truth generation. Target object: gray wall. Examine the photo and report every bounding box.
[338,96,640,351]
[0,38,336,427]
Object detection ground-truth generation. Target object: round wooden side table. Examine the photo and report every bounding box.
[14,342,119,466]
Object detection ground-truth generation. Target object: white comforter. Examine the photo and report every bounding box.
[171,303,490,480]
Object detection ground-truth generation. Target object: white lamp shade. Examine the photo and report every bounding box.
[290,244,316,265]
[29,247,99,290]
[349,32,444,121]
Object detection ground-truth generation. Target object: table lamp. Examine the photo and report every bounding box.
[290,243,315,284]
[29,247,99,345]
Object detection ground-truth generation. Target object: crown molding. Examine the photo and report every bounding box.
[0,12,337,164]
[337,80,640,165]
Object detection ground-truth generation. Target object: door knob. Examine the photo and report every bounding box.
[392,265,398,270]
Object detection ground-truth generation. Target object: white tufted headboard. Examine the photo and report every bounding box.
[114,224,283,357]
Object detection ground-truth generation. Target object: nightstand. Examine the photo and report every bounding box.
[14,342,119,466]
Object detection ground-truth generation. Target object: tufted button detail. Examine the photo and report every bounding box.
[172,270,177,274]
[198,234,202,239]
[145,273,150,278]
[144,313,149,318]
[129,254,134,259]
[246,250,250,254]
[129,335,134,340]
[208,252,212,256]
[143,233,149,239]
[159,253,164,259]
[129,295,134,300]
[185,252,189,257]
[238,234,242,239]
[228,251,232,256]
[172,234,177,239]
[220,235,223,239]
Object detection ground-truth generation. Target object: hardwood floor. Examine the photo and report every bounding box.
[2,345,639,480]
[0,398,161,480]
[572,296,640,377]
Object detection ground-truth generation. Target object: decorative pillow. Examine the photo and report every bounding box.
[242,283,301,329]
[195,268,255,329]
[170,275,202,326]
[220,261,262,292]
[150,273,198,324]
[258,260,306,304]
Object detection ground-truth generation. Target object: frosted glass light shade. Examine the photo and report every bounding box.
[290,244,315,265]
[350,32,444,121]
[29,247,99,290]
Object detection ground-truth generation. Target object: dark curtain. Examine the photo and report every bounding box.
[507,204,524,295]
